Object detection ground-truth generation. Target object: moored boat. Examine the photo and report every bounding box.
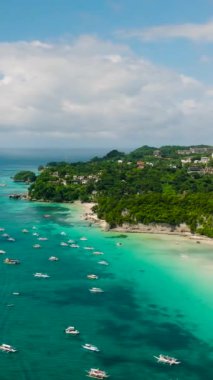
[48,256,59,261]
[89,287,104,293]
[60,242,68,246]
[7,237,15,242]
[87,274,99,280]
[65,326,79,335]
[154,354,181,365]
[4,258,20,265]
[0,344,17,353]
[86,368,109,379]
[82,343,100,352]
[33,273,50,278]
[98,261,109,266]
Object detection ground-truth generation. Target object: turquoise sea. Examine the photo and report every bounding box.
[0,153,213,380]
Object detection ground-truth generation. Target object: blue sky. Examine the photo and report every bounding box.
[0,0,213,147]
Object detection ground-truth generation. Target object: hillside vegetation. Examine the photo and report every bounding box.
[15,145,213,237]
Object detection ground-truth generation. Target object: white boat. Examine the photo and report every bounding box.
[4,258,20,265]
[7,237,15,242]
[82,343,100,352]
[84,246,94,250]
[93,251,104,255]
[12,292,20,296]
[0,228,5,231]
[38,237,48,241]
[80,237,88,241]
[2,233,9,237]
[48,256,59,261]
[98,261,109,266]
[33,273,50,278]
[60,231,67,236]
[116,242,123,246]
[68,239,75,244]
[22,229,29,233]
[0,250,6,254]
[0,344,17,353]
[33,232,39,236]
[87,274,99,280]
[33,244,41,248]
[89,287,104,293]
[65,326,79,335]
[154,354,181,365]
[60,242,68,246]
[70,244,80,248]
[86,368,109,379]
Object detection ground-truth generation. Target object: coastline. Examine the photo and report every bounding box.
[78,201,213,246]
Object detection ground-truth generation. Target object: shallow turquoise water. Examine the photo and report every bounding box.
[0,165,213,380]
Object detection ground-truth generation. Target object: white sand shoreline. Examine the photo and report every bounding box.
[76,201,213,246]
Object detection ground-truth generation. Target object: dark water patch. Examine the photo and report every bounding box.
[98,319,133,342]
[148,303,158,309]
[99,353,138,367]
[160,306,168,312]
[161,312,170,317]
[104,285,141,320]
[146,321,198,351]
[105,235,128,239]
[52,285,107,308]
[176,312,185,318]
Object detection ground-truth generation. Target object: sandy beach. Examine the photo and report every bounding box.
[78,201,213,246]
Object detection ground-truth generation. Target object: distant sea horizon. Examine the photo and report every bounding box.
[0,148,114,168]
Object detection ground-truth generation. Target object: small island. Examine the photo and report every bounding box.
[13,170,36,183]
[16,145,213,238]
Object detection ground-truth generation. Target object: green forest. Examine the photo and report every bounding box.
[16,145,213,238]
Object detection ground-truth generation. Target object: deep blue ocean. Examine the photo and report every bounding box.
[0,149,213,380]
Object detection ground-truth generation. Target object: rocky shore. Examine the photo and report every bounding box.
[80,202,213,245]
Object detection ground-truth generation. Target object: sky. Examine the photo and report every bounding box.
[0,0,213,149]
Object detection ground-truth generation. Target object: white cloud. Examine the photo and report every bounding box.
[0,36,212,147]
[117,21,213,42]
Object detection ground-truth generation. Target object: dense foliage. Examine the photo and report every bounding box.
[13,170,36,183]
[25,145,213,237]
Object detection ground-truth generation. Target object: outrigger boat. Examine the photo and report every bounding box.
[65,326,79,335]
[48,256,59,261]
[82,343,100,352]
[33,273,50,278]
[98,261,109,266]
[4,258,20,265]
[154,354,181,365]
[87,274,99,280]
[89,287,104,293]
[70,243,80,248]
[0,344,17,353]
[7,237,15,242]
[86,368,109,379]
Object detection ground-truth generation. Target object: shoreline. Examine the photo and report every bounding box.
[78,201,213,246]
